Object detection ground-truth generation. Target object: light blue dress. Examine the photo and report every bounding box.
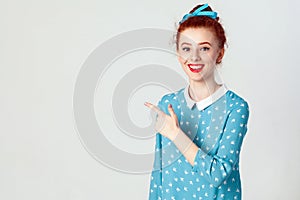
[148,84,250,200]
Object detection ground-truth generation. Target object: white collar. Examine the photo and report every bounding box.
[183,84,228,110]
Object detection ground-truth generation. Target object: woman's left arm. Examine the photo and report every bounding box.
[145,100,250,187]
[172,103,250,187]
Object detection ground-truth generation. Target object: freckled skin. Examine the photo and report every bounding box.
[177,28,224,84]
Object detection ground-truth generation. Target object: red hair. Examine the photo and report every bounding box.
[176,4,227,64]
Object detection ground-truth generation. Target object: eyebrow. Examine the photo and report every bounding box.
[181,42,212,46]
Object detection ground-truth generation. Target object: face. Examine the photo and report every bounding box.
[177,28,224,83]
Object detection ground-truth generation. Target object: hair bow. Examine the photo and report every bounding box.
[179,3,218,24]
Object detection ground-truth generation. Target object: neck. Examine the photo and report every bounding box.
[188,79,220,102]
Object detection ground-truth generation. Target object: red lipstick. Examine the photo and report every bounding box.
[187,64,204,73]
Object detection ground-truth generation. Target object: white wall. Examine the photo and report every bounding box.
[1,0,299,199]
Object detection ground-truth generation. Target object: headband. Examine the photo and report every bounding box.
[179,4,218,24]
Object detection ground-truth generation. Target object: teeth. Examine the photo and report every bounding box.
[190,65,203,69]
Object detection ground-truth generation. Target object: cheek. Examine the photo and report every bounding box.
[202,51,219,64]
[177,49,191,62]
[177,55,187,66]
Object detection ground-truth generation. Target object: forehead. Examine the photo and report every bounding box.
[178,28,217,44]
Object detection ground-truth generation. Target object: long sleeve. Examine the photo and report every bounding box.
[192,101,250,187]
[148,132,163,199]
[148,99,165,200]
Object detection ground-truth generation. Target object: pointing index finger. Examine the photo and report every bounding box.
[144,102,162,114]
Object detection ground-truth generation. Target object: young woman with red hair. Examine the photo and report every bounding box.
[145,4,250,200]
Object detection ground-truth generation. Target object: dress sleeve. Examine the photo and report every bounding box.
[148,132,163,200]
[192,101,250,187]
[148,98,166,200]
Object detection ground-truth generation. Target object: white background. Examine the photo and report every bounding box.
[1,0,300,199]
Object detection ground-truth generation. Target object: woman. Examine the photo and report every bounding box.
[144,4,250,200]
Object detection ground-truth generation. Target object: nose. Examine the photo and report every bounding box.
[190,49,201,62]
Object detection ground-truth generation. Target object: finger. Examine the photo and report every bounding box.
[144,102,162,114]
[168,104,177,120]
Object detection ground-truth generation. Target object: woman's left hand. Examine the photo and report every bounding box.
[144,102,180,141]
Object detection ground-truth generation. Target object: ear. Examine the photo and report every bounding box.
[216,48,225,64]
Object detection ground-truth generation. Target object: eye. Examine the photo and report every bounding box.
[182,47,190,52]
[200,47,210,51]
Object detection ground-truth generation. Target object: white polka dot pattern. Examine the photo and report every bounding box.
[148,87,249,200]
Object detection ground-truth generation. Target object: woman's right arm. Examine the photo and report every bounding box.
[148,98,166,200]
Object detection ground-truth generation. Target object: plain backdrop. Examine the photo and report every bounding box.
[1,0,300,199]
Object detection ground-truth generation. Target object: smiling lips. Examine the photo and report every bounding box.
[187,64,204,73]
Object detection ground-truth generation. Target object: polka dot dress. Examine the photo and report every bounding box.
[148,84,250,200]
